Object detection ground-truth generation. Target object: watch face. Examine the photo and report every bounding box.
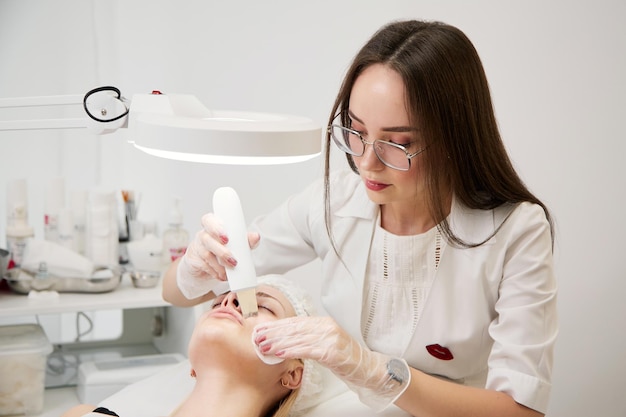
[387,358,409,384]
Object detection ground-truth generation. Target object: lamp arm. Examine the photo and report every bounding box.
[0,86,129,134]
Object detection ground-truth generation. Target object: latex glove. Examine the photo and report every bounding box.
[176,213,260,299]
[253,316,411,411]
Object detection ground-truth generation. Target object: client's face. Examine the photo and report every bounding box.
[187,284,298,380]
[207,284,297,326]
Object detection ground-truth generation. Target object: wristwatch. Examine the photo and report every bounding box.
[386,358,409,384]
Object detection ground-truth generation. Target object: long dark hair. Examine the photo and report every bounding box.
[324,19,553,248]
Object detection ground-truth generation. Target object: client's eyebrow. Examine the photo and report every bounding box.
[256,291,287,314]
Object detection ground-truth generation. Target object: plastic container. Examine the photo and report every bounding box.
[44,176,65,243]
[6,178,35,268]
[77,353,185,404]
[85,190,119,268]
[0,324,53,415]
[0,248,9,277]
[127,232,163,272]
[162,197,189,265]
[71,190,88,255]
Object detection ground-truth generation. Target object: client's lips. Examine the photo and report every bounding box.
[209,307,244,325]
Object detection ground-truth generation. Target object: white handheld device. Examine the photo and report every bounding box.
[212,187,258,318]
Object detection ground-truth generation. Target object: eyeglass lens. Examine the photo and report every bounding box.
[330,125,410,170]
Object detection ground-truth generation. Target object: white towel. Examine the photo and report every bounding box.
[20,238,94,278]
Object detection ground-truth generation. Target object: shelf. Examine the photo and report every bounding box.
[0,275,169,318]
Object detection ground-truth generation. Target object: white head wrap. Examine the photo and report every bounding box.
[257,274,324,415]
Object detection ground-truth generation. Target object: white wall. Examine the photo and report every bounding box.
[1,1,624,416]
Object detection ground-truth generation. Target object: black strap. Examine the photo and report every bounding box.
[92,407,119,417]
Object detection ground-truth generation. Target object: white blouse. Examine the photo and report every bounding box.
[252,171,557,413]
[361,217,444,357]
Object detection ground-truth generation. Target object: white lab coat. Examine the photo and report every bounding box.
[251,169,557,414]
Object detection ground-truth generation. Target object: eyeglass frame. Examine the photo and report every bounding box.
[327,123,427,171]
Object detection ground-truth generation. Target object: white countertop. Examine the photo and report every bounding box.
[0,275,169,318]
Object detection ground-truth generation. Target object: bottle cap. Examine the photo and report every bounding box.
[7,179,29,228]
[6,222,34,238]
[7,179,27,210]
[6,202,34,238]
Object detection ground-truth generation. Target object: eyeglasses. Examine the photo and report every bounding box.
[328,124,426,171]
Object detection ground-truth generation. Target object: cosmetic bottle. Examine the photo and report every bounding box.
[6,214,34,269]
[6,179,35,268]
[57,207,76,252]
[31,261,53,291]
[162,197,189,265]
[44,177,65,243]
[85,190,119,268]
[71,190,87,255]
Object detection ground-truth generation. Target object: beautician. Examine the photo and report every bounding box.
[163,19,557,417]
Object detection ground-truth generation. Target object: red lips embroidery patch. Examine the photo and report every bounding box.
[426,344,454,360]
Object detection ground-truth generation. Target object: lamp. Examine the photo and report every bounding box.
[0,86,322,164]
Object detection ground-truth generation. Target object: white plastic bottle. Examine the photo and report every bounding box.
[44,176,65,243]
[6,210,34,269]
[57,207,76,252]
[70,190,87,255]
[162,197,189,265]
[6,179,35,268]
[85,190,119,268]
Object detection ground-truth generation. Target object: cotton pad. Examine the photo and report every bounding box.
[251,328,284,365]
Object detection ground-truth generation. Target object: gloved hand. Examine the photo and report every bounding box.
[176,212,260,299]
[253,316,411,411]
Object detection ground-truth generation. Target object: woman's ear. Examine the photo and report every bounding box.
[280,361,304,390]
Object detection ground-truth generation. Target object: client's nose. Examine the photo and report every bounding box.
[221,292,240,309]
